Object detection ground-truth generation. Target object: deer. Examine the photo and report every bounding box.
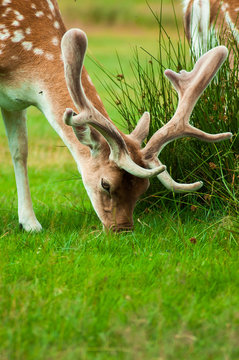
[0,0,232,232]
[183,0,239,59]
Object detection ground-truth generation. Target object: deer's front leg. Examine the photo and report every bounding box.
[1,108,42,232]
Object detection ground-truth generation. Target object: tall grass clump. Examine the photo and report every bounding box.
[100,5,239,214]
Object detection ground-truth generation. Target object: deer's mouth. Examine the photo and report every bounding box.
[107,223,134,233]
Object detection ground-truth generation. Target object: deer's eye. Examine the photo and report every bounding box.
[101,178,111,193]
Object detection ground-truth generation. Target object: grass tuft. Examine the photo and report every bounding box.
[99,5,239,214]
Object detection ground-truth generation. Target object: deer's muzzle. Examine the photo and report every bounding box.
[108,223,134,233]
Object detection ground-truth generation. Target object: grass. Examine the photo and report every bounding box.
[1,2,239,359]
[0,199,239,359]
[60,0,182,28]
[84,28,163,122]
[1,117,239,360]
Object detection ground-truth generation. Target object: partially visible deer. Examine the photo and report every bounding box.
[183,0,239,59]
[0,0,232,232]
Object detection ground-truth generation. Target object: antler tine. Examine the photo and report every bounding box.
[142,46,232,160]
[128,112,151,145]
[148,158,203,193]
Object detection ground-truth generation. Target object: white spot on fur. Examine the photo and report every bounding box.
[33,48,44,55]
[45,52,54,60]
[31,3,36,9]
[235,7,239,12]
[12,20,20,26]
[0,24,6,29]
[22,41,33,51]
[52,36,59,46]
[14,10,24,21]
[0,28,10,40]
[47,0,55,13]
[87,74,94,86]
[11,30,24,42]
[97,94,102,102]
[2,0,11,6]
[0,49,2,55]
[0,42,6,48]
[47,14,53,20]
[54,21,60,29]
[11,55,18,60]
[35,11,44,18]
[25,27,31,35]
[2,7,11,17]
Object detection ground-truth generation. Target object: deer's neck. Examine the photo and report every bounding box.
[34,61,110,171]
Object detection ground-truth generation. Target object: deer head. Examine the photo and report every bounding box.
[61,29,232,231]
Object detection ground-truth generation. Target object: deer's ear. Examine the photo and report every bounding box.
[72,124,102,155]
[63,108,102,155]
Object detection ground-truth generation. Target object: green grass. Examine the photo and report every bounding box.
[84,28,162,122]
[1,2,239,359]
[1,113,239,359]
[60,0,182,28]
[0,191,239,359]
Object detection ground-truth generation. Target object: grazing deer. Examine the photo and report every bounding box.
[183,0,239,58]
[0,0,232,232]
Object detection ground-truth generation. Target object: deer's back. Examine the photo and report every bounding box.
[0,0,66,79]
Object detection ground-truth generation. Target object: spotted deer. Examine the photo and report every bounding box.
[0,0,232,232]
[183,0,239,58]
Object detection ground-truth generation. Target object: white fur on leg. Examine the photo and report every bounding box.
[189,0,210,57]
[1,108,42,232]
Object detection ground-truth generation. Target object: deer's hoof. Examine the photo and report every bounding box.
[19,219,43,232]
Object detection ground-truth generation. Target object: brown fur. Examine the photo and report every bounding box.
[185,0,194,40]
[210,0,239,25]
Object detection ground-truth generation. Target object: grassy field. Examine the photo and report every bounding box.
[60,0,182,28]
[1,176,239,359]
[1,193,239,359]
[1,1,239,359]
